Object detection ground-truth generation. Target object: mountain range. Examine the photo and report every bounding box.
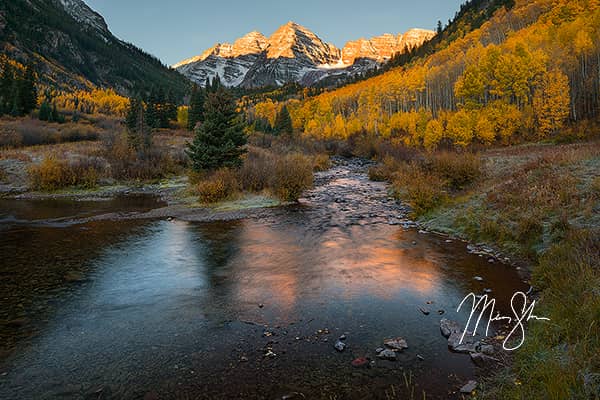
[0,0,434,94]
[173,22,435,88]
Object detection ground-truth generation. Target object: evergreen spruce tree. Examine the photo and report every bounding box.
[125,97,150,151]
[0,61,14,115]
[156,86,169,128]
[38,101,51,121]
[211,75,222,92]
[186,88,247,171]
[145,88,158,129]
[20,64,37,114]
[9,79,21,117]
[125,98,141,132]
[50,103,64,123]
[187,83,205,130]
[274,105,293,136]
[165,89,178,123]
[204,77,211,92]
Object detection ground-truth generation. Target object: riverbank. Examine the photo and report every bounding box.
[378,140,600,398]
[0,129,323,220]
[0,157,527,399]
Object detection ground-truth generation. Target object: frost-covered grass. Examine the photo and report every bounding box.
[381,140,600,399]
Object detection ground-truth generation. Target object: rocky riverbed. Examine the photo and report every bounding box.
[0,158,528,399]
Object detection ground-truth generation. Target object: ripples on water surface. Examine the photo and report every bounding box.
[0,160,527,399]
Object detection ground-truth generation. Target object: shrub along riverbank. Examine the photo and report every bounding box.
[369,140,600,398]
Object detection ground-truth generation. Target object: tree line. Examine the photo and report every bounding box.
[0,59,37,117]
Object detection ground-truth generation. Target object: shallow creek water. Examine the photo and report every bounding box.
[0,159,527,399]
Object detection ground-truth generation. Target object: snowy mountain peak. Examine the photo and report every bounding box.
[233,31,269,55]
[266,21,340,64]
[174,23,435,88]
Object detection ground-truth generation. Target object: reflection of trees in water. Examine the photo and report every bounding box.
[190,220,245,306]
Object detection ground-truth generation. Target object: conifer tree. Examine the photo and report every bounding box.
[274,105,293,136]
[186,88,247,171]
[0,61,14,115]
[125,97,151,151]
[211,75,222,92]
[20,64,37,114]
[145,88,158,129]
[38,101,51,121]
[187,83,205,130]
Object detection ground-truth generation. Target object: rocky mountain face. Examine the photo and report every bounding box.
[0,0,188,96]
[174,22,435,88]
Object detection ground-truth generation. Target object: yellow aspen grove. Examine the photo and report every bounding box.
[423,119,444,151]
[533,69,571,137]
[447,109,476,147]
[247,0,600,148]
[476,114,496,144]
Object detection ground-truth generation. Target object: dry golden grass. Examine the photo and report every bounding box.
[28,155,104,191]
[191,146,315,204]
[195,168,240,204]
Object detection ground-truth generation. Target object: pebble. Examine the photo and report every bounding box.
[334,340,346,352]
[264,350,277,358]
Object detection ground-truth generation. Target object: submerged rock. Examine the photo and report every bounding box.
[460,380,478,394]
[440,319,461,338]
[383,337,408,351]
[448,331,479,353]
[351,357,369,368]
[334,340,346,352]
[376,349,397,361]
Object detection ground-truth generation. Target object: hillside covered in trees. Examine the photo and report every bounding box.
[0,0,189,98]
[250,0,599,148]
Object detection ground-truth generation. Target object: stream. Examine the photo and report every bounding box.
[0,158,527,399]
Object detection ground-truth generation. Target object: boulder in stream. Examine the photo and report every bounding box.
[439,319,461,338]
[448,331,479,353]
[383,337,408,351]
[376,349,397,361]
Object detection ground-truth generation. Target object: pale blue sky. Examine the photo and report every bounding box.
[86,0,464,66]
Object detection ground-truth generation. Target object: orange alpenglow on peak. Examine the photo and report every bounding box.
[173,21,435,88]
